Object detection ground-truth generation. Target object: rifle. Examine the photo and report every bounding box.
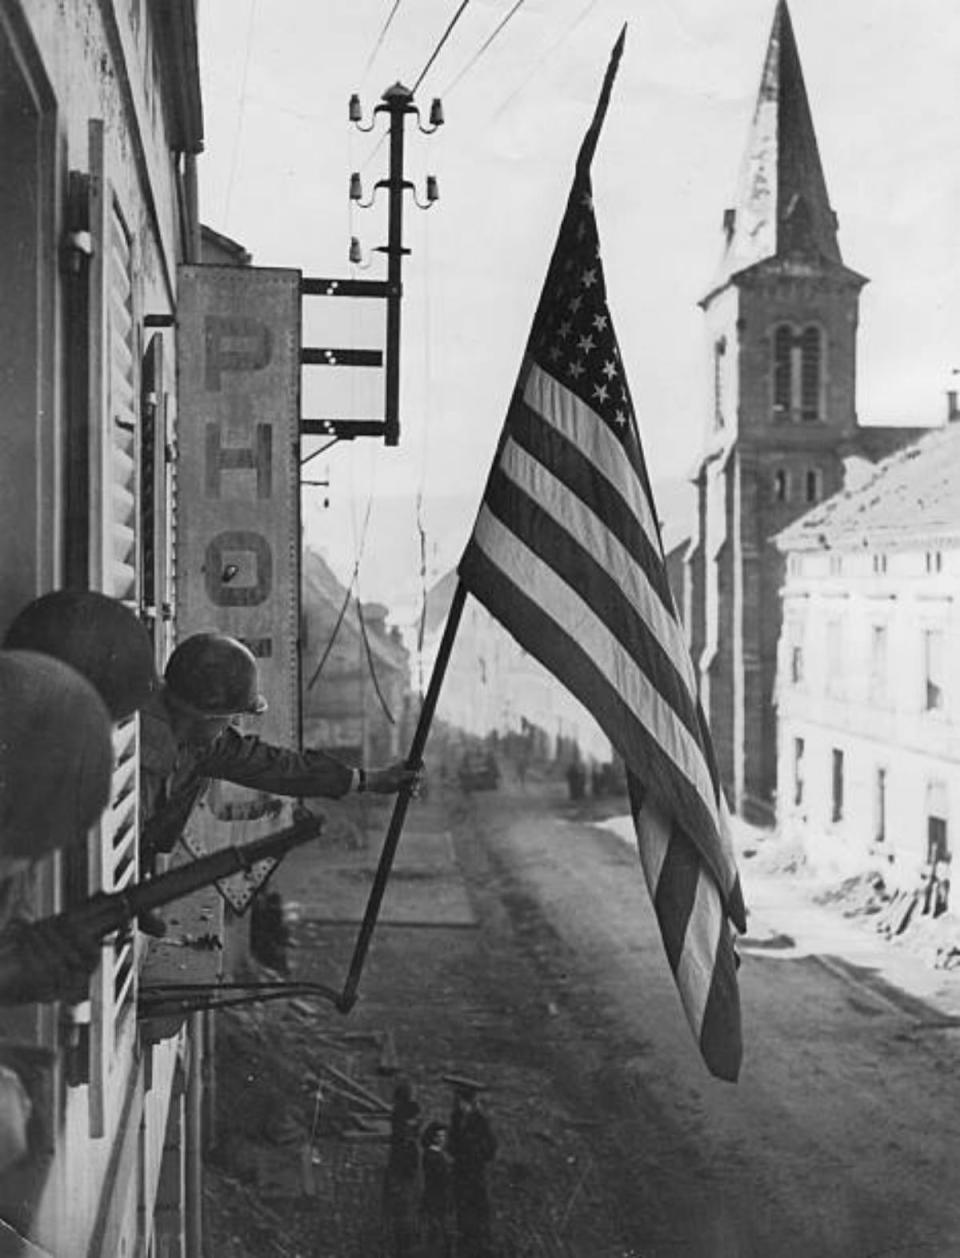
[0,817,323,1005]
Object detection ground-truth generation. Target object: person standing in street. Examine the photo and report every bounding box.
[382,1080,421,1258]
[419,1120,453,1257]
[446,1076,497,1258]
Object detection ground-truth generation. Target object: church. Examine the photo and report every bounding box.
[674,0,932,823]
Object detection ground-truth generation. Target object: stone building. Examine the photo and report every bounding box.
[679,0,929,822]
[775,421,960,891]
[0,4,206,1254]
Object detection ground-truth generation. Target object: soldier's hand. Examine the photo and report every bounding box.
[366,761,423,796]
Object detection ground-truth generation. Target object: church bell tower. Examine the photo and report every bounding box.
[688,0,868,821]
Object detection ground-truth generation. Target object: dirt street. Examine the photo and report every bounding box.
[205,780,960,1257]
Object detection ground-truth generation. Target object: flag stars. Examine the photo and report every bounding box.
[581,191,593,211]
[581,267,597,289]
[576,220,588,242]
[593,314,608,332]
[548,344,562,363]
[592,382,610,405]
[602,359,617,380]
[567,360,585,380]
[568,294,583,314]
[613,408,628,427]
[558,319,572,340]
[577,333,595,355]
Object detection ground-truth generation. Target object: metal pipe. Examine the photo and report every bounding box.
[185,1011,204,1258]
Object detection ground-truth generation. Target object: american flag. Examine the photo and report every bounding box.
[458,30,746,1081]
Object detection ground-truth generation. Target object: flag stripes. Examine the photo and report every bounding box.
[457,27,744,1080]
[463,510,722,845]
[508,394,675,618]
[632,782,742,1081]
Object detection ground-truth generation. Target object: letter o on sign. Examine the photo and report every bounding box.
[204,531,272,606]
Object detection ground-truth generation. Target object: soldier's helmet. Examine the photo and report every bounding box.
[164,633,267,717]
[3,590,156,722]
[0,651,113,860]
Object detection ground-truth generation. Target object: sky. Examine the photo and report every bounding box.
[196,0,959,611]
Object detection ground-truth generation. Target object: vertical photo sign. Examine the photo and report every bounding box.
[176,266,302,906]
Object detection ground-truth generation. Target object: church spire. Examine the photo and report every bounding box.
[714,0,841,287]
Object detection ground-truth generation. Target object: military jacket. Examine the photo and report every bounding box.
[140,691,352,856]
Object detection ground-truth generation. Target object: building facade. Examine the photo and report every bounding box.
[301,548,412,766]
[776,422,960,889]
[680,0,928,822]
[0,3,205,1254]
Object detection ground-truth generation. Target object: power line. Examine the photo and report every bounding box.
[223,0,258,228]
[412,0,473,95]
[442,0,531,96]
[364,0,405,76]
[491,0,601,120]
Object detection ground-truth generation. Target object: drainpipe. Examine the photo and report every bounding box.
[185,1011,204,1257]
[184,153,201,264]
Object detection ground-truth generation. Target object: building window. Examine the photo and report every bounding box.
[869,625,887,705]
[874,767,887,844]
[828,554,843,576]
[773,468,789,502]
[927,782,949,863]
[713,336,726,430]
[791,644,804,685]
[832,748,844,823]
[924,628,944,711]
[805,468,822,503]
[771,323,824,422]
[872,553,887,575]
[794,737,805,806]
[799,326,821,420]
[926,551,943,574]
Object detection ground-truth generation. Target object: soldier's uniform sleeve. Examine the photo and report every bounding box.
[196,728,354,798]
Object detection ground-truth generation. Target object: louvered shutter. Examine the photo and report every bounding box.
[86,119,141,1136]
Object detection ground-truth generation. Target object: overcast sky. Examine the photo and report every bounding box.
[197,0,959,607]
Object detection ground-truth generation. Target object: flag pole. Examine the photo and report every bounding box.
[338,579,468,1012]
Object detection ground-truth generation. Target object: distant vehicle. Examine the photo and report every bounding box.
[458,750,500,792]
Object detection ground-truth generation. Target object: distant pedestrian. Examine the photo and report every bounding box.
[419,1120,453,1257]
[382,1080,421,1257]
[446,1076,497,1258]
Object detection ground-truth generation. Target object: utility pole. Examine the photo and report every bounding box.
[299,84,442,451]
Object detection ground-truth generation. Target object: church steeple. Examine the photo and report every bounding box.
[714,0,842,289]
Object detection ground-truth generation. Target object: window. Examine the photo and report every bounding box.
[799,326,821,420]
[832,748,844,822]
[874,767,887,844]
[773,468,789,502]
[805,468,822,504]
[926,551,943,574]
[713,336,726,430]
[869,625,887,705]
[927,782,949,863]
[771,323,824,421]
[794,737,805,806]
[791,644,804,685]
[829,554,843,576]
[872,553,887,575]
[924,629,944,711]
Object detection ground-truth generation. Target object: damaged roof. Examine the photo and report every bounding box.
[776,424,960,552]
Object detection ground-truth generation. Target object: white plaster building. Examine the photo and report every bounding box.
[775,422,960,887]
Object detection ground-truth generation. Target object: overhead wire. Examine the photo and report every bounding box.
[491,0,602,119]
[412,0,473,94]
[441,0,531,96]
[223,0,259,228]
[363,0,405,76]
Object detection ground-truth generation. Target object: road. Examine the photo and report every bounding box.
[207,780,960,1257]
[450,782,960,1258]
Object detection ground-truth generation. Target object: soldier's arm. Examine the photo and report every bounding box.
[198,728,354,797]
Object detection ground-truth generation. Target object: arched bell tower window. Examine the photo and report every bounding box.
[771,323,824,422]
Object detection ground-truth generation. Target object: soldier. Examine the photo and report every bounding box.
[0,649,115,1008]
[446,1076,497,1258]
[138,632,420,862]
[382,1079,421,1257]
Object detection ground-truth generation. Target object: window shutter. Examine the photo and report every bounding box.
[86,119,141,1137]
